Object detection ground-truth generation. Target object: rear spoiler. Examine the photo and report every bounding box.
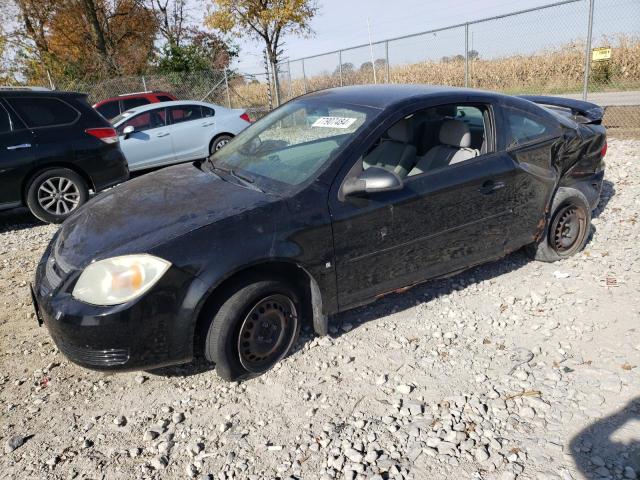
[518,95,604,124]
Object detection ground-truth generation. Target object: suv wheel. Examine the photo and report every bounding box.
[204,277,301,381]
[26,168,89,223]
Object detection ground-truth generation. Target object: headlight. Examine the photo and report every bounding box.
[72,254,171,306]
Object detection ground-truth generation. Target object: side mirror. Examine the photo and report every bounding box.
[342,166,404,197]
[122,125,135,138]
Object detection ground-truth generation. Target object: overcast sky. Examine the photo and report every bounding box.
[231,0,565,73]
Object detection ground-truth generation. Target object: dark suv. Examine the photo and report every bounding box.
[0,88,129,223]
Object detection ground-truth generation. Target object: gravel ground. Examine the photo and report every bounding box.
[1,138,639,480]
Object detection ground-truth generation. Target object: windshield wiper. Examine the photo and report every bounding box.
[208,162,263,192]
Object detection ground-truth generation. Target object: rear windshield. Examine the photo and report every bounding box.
[96,101,120,120]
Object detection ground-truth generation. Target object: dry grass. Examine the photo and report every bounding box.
[231,35,640,109]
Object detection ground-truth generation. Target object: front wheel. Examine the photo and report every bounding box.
[26,168,89,224]
[204,278,301,381]
[527,187,592,262]
[210,134,233,154]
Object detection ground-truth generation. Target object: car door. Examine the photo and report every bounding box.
[499,103,561,252]
[167,104,209,161]
[328,102,521,309]
[117,107,174,171]
[0,100,37,208]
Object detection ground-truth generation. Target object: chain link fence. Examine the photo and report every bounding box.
[43,0,640,136]
[283,0,640,137]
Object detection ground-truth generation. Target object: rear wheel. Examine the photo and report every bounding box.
[26,168,89,224]
[528,187,591,262]
[210,134,233,154]
[204,277,301,381]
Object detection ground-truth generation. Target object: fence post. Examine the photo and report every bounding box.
[287,60,293,100]
[223,69,231,108]
[302,58,308,93]
[464,23,469,87]
[582,0,595,100]
[46,70,55,90]
[339,50,343,86]
[264,49,273,110]
[385,41,390,83]
[142,76,147,91]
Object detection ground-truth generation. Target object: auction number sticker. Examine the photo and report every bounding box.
[312,116,357,128]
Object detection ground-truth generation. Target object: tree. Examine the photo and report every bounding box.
[206,0,318,106]
[8,0,158,82]
[148,0,188,47]
[0,27,14,84]
[157,27,238,72]
[359,61,373,72]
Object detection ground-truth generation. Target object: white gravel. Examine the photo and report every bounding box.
[1,138,639,480]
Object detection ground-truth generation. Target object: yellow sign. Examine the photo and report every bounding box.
[592,47,612,61]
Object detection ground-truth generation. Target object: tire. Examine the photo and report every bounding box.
[26,168,89,224]
[210,134,233,154]
[528,187,592,263]
[204,277,301,381]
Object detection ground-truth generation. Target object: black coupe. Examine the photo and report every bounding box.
[32,85,606,381]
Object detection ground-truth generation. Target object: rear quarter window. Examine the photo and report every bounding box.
[504,106,558,147]
[0,104,11,133]
[96,101,121,120]
[7,97,79,128]
[122,97,151,110]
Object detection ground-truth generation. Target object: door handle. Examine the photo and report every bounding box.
[479,180,506,194]
[157,132,170,137]
[7,143,31,150]
[200,122,214,127]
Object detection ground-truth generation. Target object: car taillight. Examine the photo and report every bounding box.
[240,112,251,123]
[601,141,607,157]
[86,127,118,144]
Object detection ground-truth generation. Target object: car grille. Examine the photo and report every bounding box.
[43,245,73,291]
[44,256,63,289]
[58,341,130,367]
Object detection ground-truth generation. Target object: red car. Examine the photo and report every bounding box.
[93,91,177,120]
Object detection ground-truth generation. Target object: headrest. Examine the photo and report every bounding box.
[439,120,471,148]
[387,119,411,143]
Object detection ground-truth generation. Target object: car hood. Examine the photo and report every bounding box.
[54,163,276,270]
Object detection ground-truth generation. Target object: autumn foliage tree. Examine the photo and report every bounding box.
[7,0,157,82]
[206,0,317,105]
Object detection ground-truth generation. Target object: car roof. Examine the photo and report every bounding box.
[92,91,175,107]
[0,89,86,99]
[301,84,512,110]
[112,100,223,121]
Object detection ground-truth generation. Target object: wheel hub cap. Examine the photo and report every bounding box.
[237,294,297,373]
[37,177,80,216]
[550,204,587,255]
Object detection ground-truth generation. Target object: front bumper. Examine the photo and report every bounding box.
[33,246,205,372]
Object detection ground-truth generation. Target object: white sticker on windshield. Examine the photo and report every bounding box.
[312,116,357,129]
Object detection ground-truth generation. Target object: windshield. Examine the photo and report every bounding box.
[209,99,376,192]
[111,109,136,125]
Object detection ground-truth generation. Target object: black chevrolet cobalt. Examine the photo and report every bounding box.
[32,85,606,381]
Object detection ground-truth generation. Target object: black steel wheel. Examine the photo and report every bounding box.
[549,203,588,256]
[237,294,298,373]
[203,277,302,381]
[527,187,592,263]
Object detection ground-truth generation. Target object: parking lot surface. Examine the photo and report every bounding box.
[1,138,639,480]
